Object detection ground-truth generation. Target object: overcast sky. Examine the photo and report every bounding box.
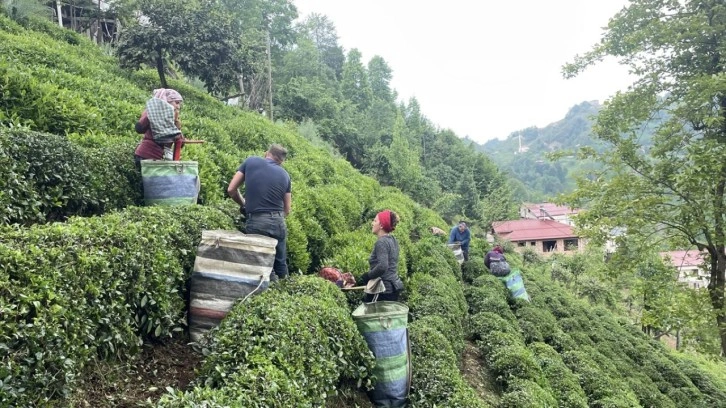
[293,0,634,144]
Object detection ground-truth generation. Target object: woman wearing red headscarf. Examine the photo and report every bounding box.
[360,210,403,302]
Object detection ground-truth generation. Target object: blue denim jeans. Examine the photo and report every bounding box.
[245,212,288,279]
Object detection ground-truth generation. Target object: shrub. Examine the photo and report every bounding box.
[409,236,460,279]
[562,349,641,407]
[498,379,557,408]
[465,285,513,318]
[528,342,588,408]
[0,128,140,226]
[0,206,234,406]
[462,257,487,283]
[408,321,489,408]
[408,273,467,348]
[193,285,374,406]
[469,312,520,341]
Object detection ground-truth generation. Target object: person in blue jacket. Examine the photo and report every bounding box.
[448,221,471,261]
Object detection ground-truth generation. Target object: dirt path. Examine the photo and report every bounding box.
[459,340,500,406]
[71,335,201,407]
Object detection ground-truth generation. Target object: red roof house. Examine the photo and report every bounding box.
[660,250,709,289]
[492,219,583,255]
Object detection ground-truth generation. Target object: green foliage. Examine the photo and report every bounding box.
[0,206,234,406]
[408,273,467,344]
[462,257,487,283]
[325,228,376,277]
[407,321,489,408]
[0,128,141,226]
[409,236,461,279]
[191,279,374,407]
[497,379,557,408]
[528,342,588,408]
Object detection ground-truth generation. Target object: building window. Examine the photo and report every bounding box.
[530,241,536,246]
[518,242,526,247]
[564,239,578,251]
[543,240,557,252]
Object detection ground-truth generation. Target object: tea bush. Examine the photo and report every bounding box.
[462,257,487,283]
[0,206,234,406]
[497,379,557,408]
[408,273,467,348]
[409,236,461,280]
[0,128,140,226]
[528,342,588,408]
[187,278,375,407]
[408,321,489,408]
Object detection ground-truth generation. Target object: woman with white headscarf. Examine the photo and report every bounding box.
[134,88,184,167]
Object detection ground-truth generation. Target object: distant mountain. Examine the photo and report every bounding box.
[467,101,607,201]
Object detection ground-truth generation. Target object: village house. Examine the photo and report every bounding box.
[660,250,709,289]
[492,219,585,255]
[520,202,579,226]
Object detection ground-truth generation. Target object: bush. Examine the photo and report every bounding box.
[465,285,513,318]
[0,128,140,225]
[462,257,487,283]
[497,379,556,408]
[0,206,234,406]
[408,273,467,349]
[528,342,588,408]
[192,283,375,407]
[409,236,461,279]
[408,321,489,408]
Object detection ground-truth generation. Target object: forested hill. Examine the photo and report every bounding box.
[468,101,603,201]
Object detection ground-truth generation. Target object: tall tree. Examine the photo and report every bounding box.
[562,0,726,355]
[340,48,372,110]
[367,55,394,103]
[296,13,344,79]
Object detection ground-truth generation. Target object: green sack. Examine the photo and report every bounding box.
[141,160,199,206]
[352,301,411,407]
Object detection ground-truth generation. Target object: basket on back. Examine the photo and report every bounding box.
[189,230,277,342]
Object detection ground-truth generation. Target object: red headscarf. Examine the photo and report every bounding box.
[494,245,503,254]
[378,210,394,233]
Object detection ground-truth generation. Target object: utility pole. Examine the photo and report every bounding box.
[56,1,63,27]
[266,29,273,121]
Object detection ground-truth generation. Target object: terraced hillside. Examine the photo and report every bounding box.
[1,13,725,408]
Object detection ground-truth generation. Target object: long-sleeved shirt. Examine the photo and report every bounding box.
[484,250,506,268]
[365,235,403,293]
[134,111,183,160]
[448,226,471,250]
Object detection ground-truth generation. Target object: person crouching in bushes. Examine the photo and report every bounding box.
[485,244,511,277]
[134,88,185,168]
[359,210,404,302]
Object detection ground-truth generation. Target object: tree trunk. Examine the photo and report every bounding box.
[156,49,167,89]
[708,251,726,356]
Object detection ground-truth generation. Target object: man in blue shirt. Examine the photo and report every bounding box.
[227,144,292,280]
[448,221,471,261]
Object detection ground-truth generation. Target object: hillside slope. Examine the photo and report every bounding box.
[1,13,725,408]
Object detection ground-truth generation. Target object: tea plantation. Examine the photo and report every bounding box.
[1,13,725,408]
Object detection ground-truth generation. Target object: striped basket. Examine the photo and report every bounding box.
[189,230,278,342]
[141,160,200,206]
[497,268,531,301]
[352,301,411,407]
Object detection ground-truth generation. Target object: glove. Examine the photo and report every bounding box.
[359,272,370,285]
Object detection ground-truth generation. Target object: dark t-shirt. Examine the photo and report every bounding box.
[238,157,291,213]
